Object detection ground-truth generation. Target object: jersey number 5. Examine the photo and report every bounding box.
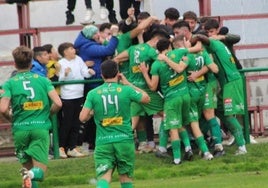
[23,81,35,99]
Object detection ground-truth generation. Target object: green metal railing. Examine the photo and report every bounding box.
[239,67,268,144]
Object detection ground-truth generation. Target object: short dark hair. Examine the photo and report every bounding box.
[137,11,151,20]
[58,42,74,57]
[150,28,170,40]
[183,11,198,21]
[33,46,46,59]
[164,7,180,20]
[42,44,53,53]
[204,18,220,30]
[101,60,118,79]
[156,38,170,53]
[172,20,191,31]
[99,22,112,32]
[12,46,33,69]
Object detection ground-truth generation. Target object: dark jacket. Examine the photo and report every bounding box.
[74,32,118,86]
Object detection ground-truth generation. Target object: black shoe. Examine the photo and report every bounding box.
[6,0,29,4]
[66,11,75,25]
[213,149,225,157]
[155,149,170,158]
[108,11,118,24]
[183,149,194,161]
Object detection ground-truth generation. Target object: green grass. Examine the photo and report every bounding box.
[1,143,268,187]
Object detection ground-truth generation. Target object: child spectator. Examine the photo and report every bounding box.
[31,46,49,77]
[57,42,95,158]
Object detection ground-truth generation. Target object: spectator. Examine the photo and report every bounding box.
[57,42,95,158]
[99,22,112,44]
[183,10,202,34]
[119,0,142,20]
[42,44,60,82]
[79,60,150,188]
[66,0,117,25]
[31,46,49,77]
[0,46,62,188]
[74,24,118,153]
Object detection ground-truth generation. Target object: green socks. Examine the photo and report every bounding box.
[97,179,109,188]
[30,167,44,181]
[31,181,38,188]
[137,130,147,142]
[179,129,191,149]
[171,139,181,160]
[158,121,168,148]
[195,136,209,153]
[208,117,222,144]
[121,182,133,188]
[225,116,245,146]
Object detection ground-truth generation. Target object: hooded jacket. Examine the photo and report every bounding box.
[74,32,118,86]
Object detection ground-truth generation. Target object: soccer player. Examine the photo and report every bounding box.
[0,46,62,188]
[197,21,247,155]
[79,60,150,188]
[114,29,169,153]
[139,38,192,164]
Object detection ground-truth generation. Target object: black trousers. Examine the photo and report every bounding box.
[119,0,141,19]
[59,97,84,150]
[67,0,92,11]
[67,0,114,13]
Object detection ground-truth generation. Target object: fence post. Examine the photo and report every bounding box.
[241,72,250,144]
[51,114,59,159]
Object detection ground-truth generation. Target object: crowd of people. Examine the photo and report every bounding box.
[0,5,246,188]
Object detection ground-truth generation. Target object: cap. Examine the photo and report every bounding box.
[82,25,99,39]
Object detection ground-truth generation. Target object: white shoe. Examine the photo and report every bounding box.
[138,142,155,153]
[76,146,91,156]
[82,9,94,24]
[67,148,85,158]
[222,135,235,146]
[235,146,247,155]
[100,6,108,20]
[59,147,67,159]
[250,135,258,144]
[203,152,214,160]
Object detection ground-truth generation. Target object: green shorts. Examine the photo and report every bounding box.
[14,129,50,165]
[163,94,191,130]
[203,80,218,110]
[94,140,135,178]
[217,78,245,116]
[131,90,163,117]
[189,86,206,122]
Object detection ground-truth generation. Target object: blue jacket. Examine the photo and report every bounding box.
[31,59,47,77]
[74,32,118,83]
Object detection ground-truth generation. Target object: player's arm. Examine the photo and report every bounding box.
[119,73,150,104]
[79,107,94,123]
[129,16,157,39]
[158,54,187,73]
[113,50,129,64]
[0,97,12,121]
[48,89,62,115]
[139,62,159,91]
[207,63,219,74]
[187,66,209,82]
